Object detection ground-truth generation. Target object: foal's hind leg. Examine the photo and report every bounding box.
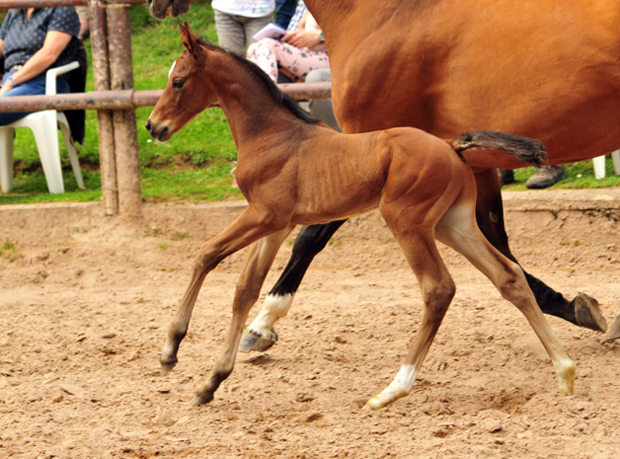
[194,226,294,405]
[364,219,456,410]
[436,193,575,394]
[240,220,347,352]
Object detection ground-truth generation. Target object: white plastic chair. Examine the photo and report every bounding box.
[592,151,620,180]
[0,61,85,194]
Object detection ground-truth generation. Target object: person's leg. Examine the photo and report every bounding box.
[213,11,246,57]
[246,38,280,82]
[306,68,341,132]
[243,15,274,49]
[0,72,71,126]
[525,165,566,189]
[498,168,515,186]
[272,42,330,81]
[275,0,297,29]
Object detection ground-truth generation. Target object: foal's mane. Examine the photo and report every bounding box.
[195,37,320,125]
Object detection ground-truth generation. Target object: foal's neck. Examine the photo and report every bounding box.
[210,54,304,150]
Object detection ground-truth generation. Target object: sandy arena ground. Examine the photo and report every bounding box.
[1,189,620,459]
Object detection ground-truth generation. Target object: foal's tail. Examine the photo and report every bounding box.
[452,131,548,167]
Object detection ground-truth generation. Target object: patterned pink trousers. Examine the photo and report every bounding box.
[246,38,329,83]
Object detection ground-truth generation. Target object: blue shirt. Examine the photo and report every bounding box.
[0,8,80,74]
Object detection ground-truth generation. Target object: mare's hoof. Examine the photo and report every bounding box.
[573,293,607,333]
[160,358,178,375]
[607,314,620,341]
[238,328,278,353]
[193,391,214,406]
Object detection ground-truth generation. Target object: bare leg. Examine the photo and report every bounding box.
[436,191,575,395]
[239,220,346,352]
[160,207,287,374]
[194,226,295,405]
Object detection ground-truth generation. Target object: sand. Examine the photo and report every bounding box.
[1,188,620,458]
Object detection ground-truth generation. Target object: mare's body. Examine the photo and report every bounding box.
[146,24,575,408]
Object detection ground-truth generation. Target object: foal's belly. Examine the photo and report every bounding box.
[291,197,381,226]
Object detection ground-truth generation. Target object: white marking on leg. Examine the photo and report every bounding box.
[364,364,419,410]
[247,293,294,338]
[553,356,576,394]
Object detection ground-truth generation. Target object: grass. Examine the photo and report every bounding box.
[1,4,619,204]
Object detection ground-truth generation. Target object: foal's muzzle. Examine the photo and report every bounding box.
[145,119,171,142]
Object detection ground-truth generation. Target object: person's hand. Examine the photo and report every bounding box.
[281,29,322,50]
[0,78,15,96]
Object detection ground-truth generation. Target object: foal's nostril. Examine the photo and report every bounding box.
[145,120,152,133]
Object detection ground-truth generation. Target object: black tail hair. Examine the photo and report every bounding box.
[452,131,548,167]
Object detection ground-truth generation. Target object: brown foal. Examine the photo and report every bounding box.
[146,23,575,409]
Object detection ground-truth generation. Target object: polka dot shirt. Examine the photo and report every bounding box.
[0,8,80,74]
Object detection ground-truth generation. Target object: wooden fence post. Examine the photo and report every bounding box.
[107,3,142,219]
[89,0,118,216]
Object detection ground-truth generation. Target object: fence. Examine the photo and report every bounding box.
[0,0,331,218]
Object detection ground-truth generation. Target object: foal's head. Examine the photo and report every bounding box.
[146,22,221,142]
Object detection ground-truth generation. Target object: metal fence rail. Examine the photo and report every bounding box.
[0,83,331,112]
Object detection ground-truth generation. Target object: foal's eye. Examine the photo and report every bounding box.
[172,80,185,89]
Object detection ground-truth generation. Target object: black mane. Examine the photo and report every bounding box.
[196,37,321,125]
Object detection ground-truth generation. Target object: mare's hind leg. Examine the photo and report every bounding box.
[194,226,295,405]
[437,188,575,394]
[364,216,456,410]
[240,220,346,352]
[474,168,606,332]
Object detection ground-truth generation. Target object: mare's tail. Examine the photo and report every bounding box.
[452,131,547,167]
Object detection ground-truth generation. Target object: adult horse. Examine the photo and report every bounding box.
[148,0,620,339]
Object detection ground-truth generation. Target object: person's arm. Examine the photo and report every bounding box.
[0,38,4,57]
[281,28,323,49]
[281,11,323,49]
[0,30,72,95]
[296,11,308,30]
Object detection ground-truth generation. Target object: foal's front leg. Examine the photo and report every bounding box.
[160,207,288,375]
[194,226,294,405]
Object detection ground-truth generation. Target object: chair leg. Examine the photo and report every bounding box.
[59,119,85,190]
[0,128,15,193]
[593,155,606,179]
[31,111,64,194]
[612,150,620,176]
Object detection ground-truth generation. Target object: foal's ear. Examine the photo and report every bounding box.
[180,22,202,61]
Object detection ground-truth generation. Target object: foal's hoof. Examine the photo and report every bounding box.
[573,292,607,333]
[238,328,278,353]
[160,358,178,375]
[193,391,214,406]
[607,314,620,341]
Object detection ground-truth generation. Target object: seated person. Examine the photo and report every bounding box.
[0,7,81,126]
[246,2,329,83]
